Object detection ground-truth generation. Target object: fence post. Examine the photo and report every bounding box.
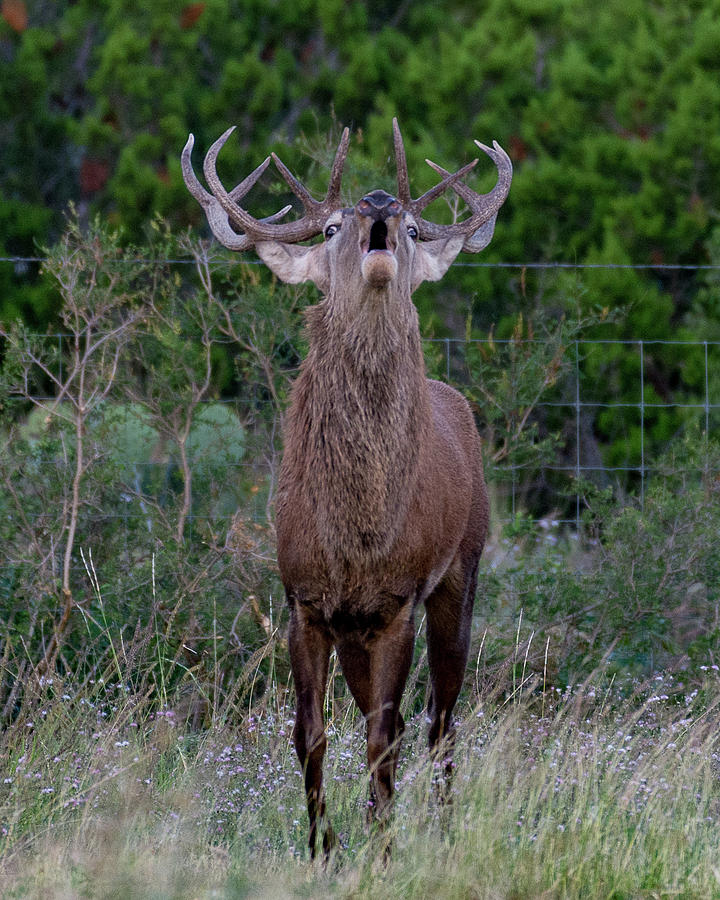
[704,340,710,478]
[704,341,710,435]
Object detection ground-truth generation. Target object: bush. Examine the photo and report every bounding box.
[476,430,720,684]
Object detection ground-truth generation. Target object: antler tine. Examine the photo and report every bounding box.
[417,139,513,249]
[475,140,513,203]
[182,133,254,251]
[410,158,479,214]
[271,124,350,210]
[393,118,411,205]
[425,156,501,252]
[225,154,293,223]
[326,126,350,203]
[197,126,346,245]
[203,127,271,235]
[181,133,210,206]
[271,152,316,210]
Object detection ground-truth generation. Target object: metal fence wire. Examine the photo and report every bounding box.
[427,337,720,528]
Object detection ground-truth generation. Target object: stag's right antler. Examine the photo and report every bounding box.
[182,134,292,251]
[182,127,350,249]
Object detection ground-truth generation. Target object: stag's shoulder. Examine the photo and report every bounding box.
[426,377,481,451]
[427,377,475,420]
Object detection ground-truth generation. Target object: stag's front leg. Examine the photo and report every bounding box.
[365,604,415,822]
[288,599,334,859]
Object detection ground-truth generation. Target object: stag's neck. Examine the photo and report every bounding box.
[305,287,428,423]
[286,289,430,565]
[317,283,421,363]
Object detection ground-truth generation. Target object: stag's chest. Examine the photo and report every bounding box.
[278,370,425,550]
[276,477,451,637]
[282,556,423,639]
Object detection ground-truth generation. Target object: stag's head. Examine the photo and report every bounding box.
[182,120,512,297]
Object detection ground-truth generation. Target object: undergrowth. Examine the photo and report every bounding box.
[1,620,720,898]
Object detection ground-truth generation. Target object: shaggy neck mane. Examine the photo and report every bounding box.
[285,284,430,567]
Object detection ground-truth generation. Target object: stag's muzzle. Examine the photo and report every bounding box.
[357,190,403,222]
[356,190,402,286]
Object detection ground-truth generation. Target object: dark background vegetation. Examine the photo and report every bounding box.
[1,0,720,716]
[2,0,720,334]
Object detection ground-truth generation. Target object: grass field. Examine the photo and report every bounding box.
[2,639,719,899]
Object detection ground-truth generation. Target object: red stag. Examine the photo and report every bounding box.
[182,120,512,856]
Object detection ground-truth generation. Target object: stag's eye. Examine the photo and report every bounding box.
[407,225,418,241]
[324,223,340,239]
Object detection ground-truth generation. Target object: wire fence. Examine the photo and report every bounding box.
[4,254,720,270]
[427,337,720,530]
[4,249,720,664]
[3,253,719,536]
[6,336,719,535]
[4,263,720,647]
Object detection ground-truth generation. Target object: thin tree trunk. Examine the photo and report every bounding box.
[176,435,192,544]
[40,405,85,672]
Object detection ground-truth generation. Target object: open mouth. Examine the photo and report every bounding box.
[359,218,399,285]
[363,220,395,255]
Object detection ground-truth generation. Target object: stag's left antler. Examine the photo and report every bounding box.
[392,118,512,252]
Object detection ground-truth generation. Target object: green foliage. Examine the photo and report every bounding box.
[479,431,720,681]
[99,403,158,473]
[1,0,719,338]
[186,403,245,477]
[462,311,589,482]
[0,216,284,699]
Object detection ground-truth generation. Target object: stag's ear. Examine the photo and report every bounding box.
[255,241,330,293]
[410,236,465,293]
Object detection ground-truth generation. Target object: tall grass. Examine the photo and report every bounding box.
[1,620,719,899]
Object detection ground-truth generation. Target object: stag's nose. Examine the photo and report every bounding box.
[356,190,402,222]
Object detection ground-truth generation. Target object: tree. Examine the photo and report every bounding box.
[0,214,149,669]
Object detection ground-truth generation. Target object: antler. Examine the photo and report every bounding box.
[184,121,508,252]
[182,134,292,251]
[182,126,350,249]
[393,118,512,252]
